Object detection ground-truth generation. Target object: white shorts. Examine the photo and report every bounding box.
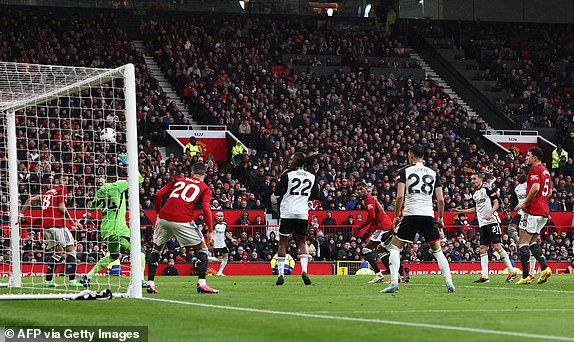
[153,218,204,247]
[43,227,74,250]
[369,230,386,243]
[520,214,548,235]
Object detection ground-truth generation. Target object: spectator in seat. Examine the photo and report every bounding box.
[322,211,337,226]
[236,211,251,227]
[162,259,179,276]
[340,215,354,227]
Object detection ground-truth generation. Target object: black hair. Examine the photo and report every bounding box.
[528,147,544,159]
[409,144,425,159]
[291,151,320,168]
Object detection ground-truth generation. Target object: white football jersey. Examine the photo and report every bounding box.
[514,182,527,215]
[213,222,227,248]
[473,185,500,227]
[276,167,319,220]
[398,162,439,217]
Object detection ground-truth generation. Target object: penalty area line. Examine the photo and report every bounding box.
[141,297,574,341]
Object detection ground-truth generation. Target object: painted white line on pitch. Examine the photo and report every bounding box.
[408,283,574,294]
[306,308,574,314]
[141,297,574,341]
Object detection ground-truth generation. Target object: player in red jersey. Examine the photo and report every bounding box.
[146,162,218,294]
[515,147,553,285]
[19,174,83,287]
[355,182,399,284]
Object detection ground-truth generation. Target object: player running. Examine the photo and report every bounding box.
[274,152,320,286]
[453,172,516,283]
[146,162,218,294]
[80,167,146,287]
[515,147,553,285]
[508,165,536,281]
[382,144,454,293]
[354,182,395,284]
[213,211,229,276]
[19,174,83,288]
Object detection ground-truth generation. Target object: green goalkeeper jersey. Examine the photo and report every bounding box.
[89,174,143,239]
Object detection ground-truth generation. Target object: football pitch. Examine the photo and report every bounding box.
[1,274,573,342]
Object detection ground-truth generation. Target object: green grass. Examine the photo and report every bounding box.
[1,274,574,342]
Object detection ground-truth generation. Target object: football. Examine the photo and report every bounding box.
[100,127,116,143]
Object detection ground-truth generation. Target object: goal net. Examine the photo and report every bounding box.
[0,62,142,299]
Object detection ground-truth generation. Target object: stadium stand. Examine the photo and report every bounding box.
[0,9,571,266]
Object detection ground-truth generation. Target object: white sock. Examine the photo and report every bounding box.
[300,254,309,273]
[198,279,206,286]
[389,247,401,285]
[148,280,154,286]
[219,259,228,274]
[432,249,453,287]
[529,254,537,274]
[497,248,514,274]
[480,253,489,278]
[277,257,285,276]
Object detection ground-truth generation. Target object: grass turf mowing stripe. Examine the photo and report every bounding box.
[306,308,574,314]
[408,283,574,294]
[141,297,574,341]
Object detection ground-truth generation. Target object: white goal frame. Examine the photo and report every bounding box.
[0,62,142,299]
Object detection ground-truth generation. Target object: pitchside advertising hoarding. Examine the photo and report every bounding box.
[166,130,228,161]
[1,262,570,277]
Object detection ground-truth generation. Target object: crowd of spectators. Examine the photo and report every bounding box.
[142,15,574,219]
[422,22,574,157]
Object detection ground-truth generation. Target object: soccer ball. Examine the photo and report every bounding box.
[100,128,116,143]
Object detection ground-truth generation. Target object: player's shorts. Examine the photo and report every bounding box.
[214,247,230,256]
[154,218,204,247]
[521,214,548,235]
[395,216,440,243]
[369,230,390,243]
[479,223,502,246]
[106,235,130,253]
[510,213,522,226]
[43,227,74,250]
[279,218,308,237]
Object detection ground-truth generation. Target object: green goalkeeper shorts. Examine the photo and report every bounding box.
[107,235,131,253]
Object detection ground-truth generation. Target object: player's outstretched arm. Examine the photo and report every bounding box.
[154,179,175,214]
[393,182,405,228]
[19,195,41,222]
[59,201,82,230]
[435,186,445,228]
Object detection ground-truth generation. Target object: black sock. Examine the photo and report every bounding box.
[147,250,160,282]
[399,264,404,276]
[363,251,380,273]
[46,254,61,282]
[381,254,390,274]
[65,254,77,281]
[529,243,547,271]
[196,251,208,280]
[519,245,530,278]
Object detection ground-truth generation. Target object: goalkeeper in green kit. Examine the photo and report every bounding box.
[81,166,146,287]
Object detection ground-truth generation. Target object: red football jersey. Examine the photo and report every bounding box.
[41,186,67,229]
[526,164,551,217]
[154,177,213,231]
[361,194,392,232]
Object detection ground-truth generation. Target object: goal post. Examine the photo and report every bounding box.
[0,62,142,299]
